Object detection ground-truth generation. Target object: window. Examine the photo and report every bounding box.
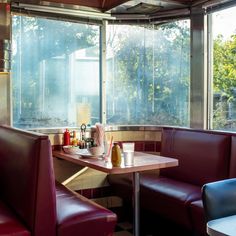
[211,6,236,131]
[12,15,100,128]
[12,15,191,129]
[106,20,190,125]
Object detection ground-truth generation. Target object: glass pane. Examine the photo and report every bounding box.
[106,21,190,126]
[211,6,236,131]
[12,15,100,129]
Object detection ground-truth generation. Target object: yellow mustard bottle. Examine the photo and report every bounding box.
[111,143,121,167]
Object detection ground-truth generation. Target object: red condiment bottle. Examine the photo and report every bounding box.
[63,129,70,146]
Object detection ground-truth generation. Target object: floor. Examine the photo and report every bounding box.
[113,222,133,236]
[111,206,192,236]
[112,218,192,236]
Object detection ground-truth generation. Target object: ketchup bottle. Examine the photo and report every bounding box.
[63,129,70,146]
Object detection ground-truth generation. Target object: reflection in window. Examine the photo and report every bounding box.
[12,15,100,128]
[106,21,190,126]
[212,6,236,131]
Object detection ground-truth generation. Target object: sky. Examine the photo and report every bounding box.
[213,5,236,40]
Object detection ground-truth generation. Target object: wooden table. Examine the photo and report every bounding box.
[53,150,178,236]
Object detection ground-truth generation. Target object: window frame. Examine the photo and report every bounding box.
[11,2,236,131]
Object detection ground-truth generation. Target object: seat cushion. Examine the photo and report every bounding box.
[140,175,202,229]
[189,200,207,236]
[108,172,202,229]
[56,182,117,236]
[0,200,30,236]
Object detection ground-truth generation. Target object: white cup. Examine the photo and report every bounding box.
[123,142,135,166]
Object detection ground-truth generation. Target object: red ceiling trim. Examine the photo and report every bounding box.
[101,0,106,9]
[102,0,130,11]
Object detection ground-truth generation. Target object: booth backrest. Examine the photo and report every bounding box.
[160,127,231,186]
[229,136,236,178]
[0,125,57,236]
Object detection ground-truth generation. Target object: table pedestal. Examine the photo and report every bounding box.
[133,172,140,236]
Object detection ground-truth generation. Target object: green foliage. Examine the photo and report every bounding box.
[213,34,236,130]
[12,15,98,60]
[107,21,190,125]
[12,15,99,128]
[213,35,236,98]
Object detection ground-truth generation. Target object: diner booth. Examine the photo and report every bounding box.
[1,0,236,235]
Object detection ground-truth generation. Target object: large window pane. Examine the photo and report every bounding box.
[106,21,190,125]
[211,6,236,131]
[12,15,100,129]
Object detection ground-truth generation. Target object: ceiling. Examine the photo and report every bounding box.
[13,0,236,22]
[39,0,193,11]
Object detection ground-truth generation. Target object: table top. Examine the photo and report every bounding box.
[207,215,236,236]
[53,150,178,174]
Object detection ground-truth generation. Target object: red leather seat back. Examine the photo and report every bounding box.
[0,125,56,236]
[160,127,231,186]
[229,136,236,178]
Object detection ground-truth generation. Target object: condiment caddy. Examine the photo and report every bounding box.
[63,124,94,149]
